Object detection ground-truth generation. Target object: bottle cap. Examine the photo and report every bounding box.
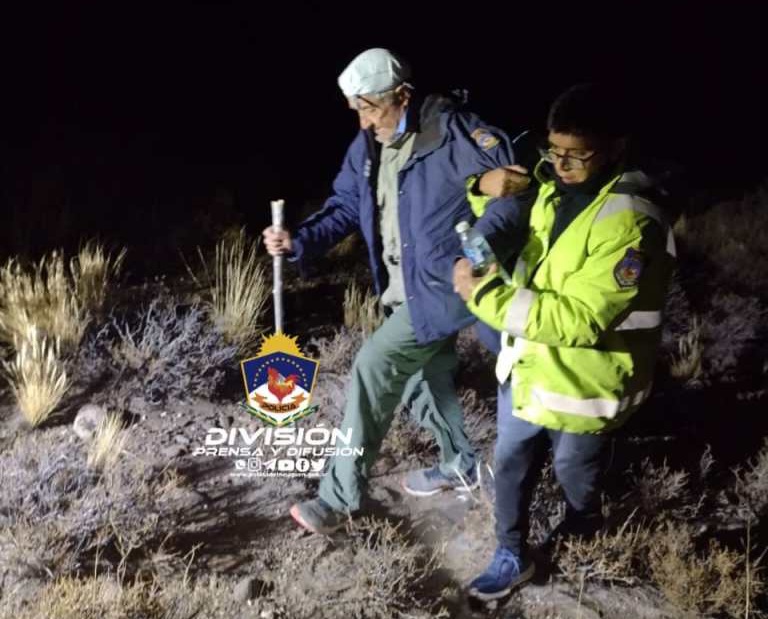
[454,221,470,233]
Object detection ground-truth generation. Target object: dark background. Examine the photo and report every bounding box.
[1,2,764,274]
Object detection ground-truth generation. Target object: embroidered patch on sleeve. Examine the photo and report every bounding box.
[614,248,645,288]
[471,128,500,151]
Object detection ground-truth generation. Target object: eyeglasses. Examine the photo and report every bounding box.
[537,147,598,171]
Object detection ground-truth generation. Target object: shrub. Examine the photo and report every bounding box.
[343,280,383,336]
[264,516,448,619]
[699,292,763,379]
[99,297,238,405]
[628,457,701,520]
[733,438,768,521]
[558,513,652,586]
[69,241,126,314]
[649,522,765,618]
[308,327,364,376]
[2,326,69,427]
[0,429,191,594]
[87,412,127,472]
[0,253,89,351]
[188,228,269,351]
[669,316,703,383]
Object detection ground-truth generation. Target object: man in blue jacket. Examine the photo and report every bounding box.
[263,48,524,534]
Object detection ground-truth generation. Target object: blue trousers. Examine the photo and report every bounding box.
[494,382,608,554]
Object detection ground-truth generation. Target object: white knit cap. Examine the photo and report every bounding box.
[337,48,411,97]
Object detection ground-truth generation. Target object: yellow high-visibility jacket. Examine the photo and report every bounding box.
[467,163,676,433]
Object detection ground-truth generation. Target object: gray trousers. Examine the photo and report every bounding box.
[318,304,476,512]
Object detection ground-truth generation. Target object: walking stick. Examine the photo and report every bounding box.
[270,199,285,333]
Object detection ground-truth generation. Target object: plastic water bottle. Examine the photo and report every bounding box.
[455,221,511,282]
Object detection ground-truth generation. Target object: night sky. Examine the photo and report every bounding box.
[1,3,764,271]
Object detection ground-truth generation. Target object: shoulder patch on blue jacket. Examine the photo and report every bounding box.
[614,248,644,288]
[471,128,500,151]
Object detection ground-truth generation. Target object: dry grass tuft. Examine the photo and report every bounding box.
[558,513,766,618]
[188,227,269,350]
[326,231,363,262]
[1,573,281,619]
[102,297,237,405]
[87,412,127,471]
[669,315,703,382]
[8,575,162,619]
[0,253,89,351]
[70,241,126,313]
[649,521,765,618]
[343,279,383,336]
[2,326,69,427]
[629,457,701,519]
[265,516,448,619]
[308,327,364,376]
[733,438,768,521]
[0,429,199,600]
[558,512,651,586]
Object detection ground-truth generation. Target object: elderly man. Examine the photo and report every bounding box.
[263,48,524,534]
[454,83,677,599]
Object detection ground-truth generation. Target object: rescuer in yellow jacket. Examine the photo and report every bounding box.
[453,83,676,601]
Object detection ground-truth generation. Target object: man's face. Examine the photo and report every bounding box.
[546,131,610,185]
[348,88,409,144]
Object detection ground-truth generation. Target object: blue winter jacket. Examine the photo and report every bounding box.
[291,94,523,344]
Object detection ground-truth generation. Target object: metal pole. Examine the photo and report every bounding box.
[270,199,285,333]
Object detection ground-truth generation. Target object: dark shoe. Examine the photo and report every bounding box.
[468,546,535,601]
[289,498,347,534]
[401,464,478,497]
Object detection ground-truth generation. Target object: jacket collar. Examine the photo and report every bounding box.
[409,93,455,159]
[363,93,458,165]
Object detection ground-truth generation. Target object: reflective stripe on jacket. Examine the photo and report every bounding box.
[468,163,676,433]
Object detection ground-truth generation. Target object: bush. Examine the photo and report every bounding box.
[699,292,763,379]
[308,327,364,377]
[94,297,238,405]
[732,439,768,522]
[262,516,448,619]
[2,326,69,427]
[668,316,703,383]
[87,412,127,472]
[187,228,269,351]
[559,513,652,586]
[0,428,190,595]
[649,522,765,618]
[343,280,383,336]
[1,573,279,619]
[70,241,126,314]
[0,252,89,351]
[628,457,701,520]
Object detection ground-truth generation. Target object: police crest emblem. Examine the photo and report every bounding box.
[240,333,319,427]
[471,128,500,151]
[614,248,644,288]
